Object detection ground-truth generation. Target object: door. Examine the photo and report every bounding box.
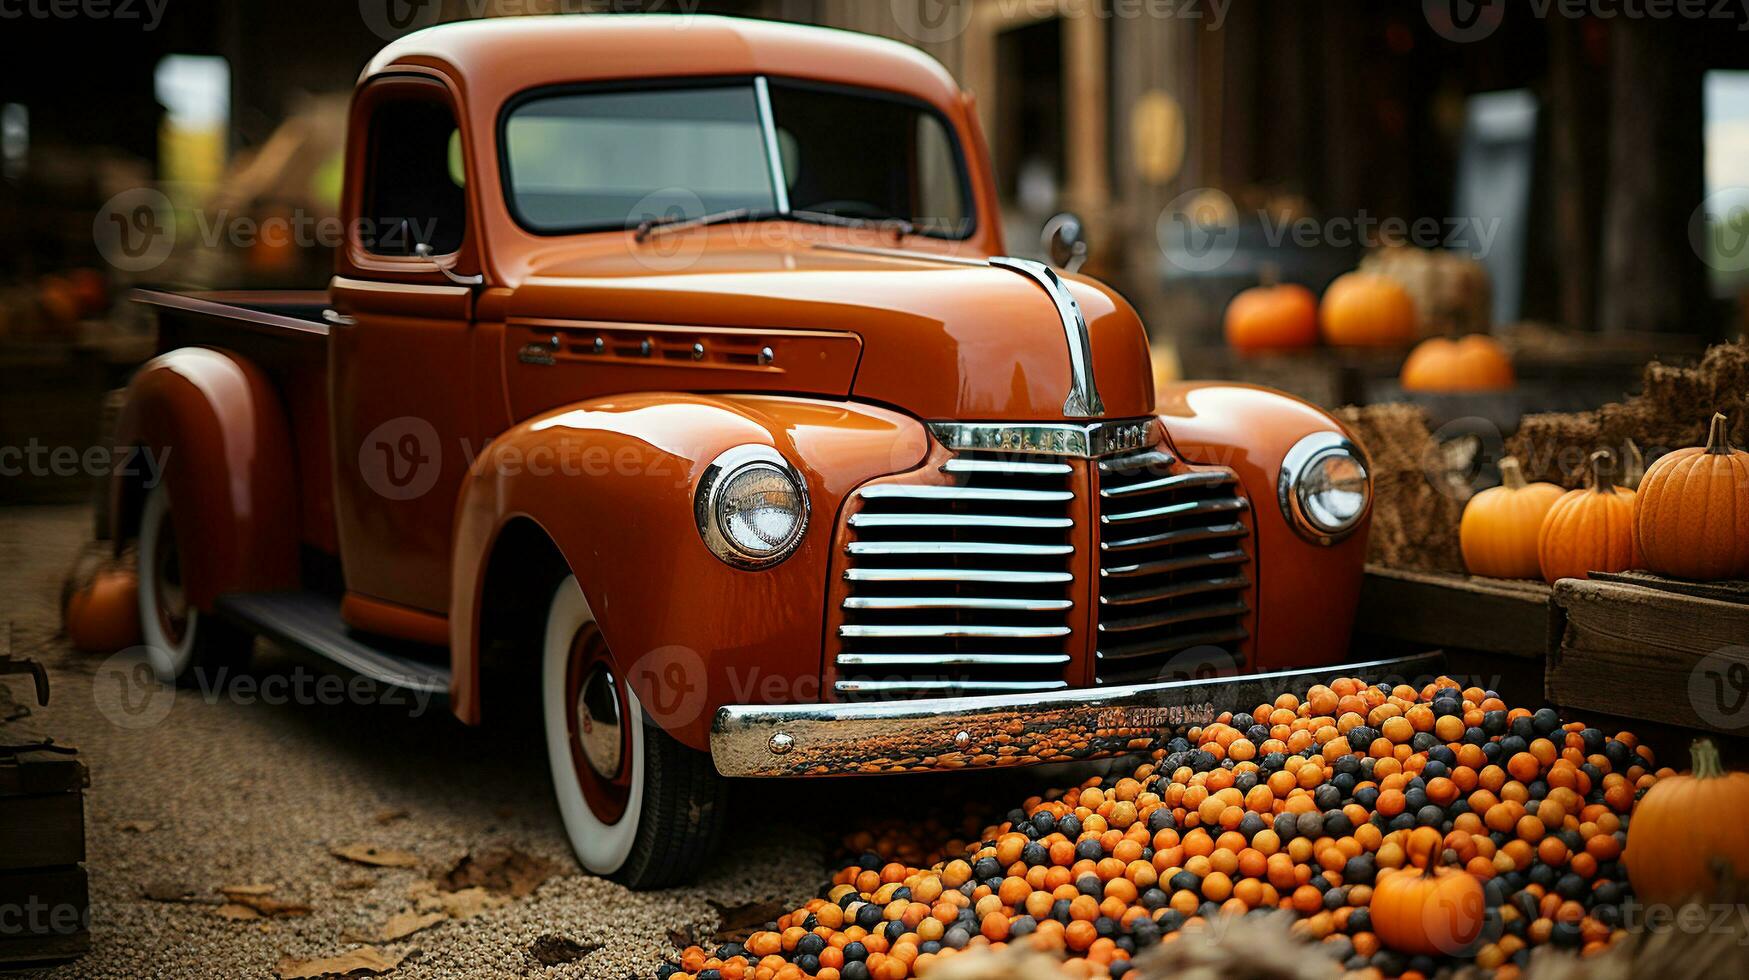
[329,75,482,619]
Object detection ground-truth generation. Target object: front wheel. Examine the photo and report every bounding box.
[541,575,726,889]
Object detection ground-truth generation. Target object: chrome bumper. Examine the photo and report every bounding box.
[709,652,1445,777]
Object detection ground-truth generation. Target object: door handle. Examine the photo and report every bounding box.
[322,309,357,327]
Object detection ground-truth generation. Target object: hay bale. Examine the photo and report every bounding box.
[1508,340,1749,487]
[1336,403,1466,573]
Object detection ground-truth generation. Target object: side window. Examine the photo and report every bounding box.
[362,94,466,256]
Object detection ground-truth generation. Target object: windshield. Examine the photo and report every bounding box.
[501,78,973,239]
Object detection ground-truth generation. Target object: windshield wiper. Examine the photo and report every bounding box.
[635,207,770,242]
[788,209,916,239]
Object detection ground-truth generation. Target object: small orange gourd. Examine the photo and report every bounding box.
[1400,334,1515,392]
[1537,450,1640,584]
[1634,412,1749,581]
[1370,828,1486,955]
[1460,457,1564,579]
[1624,738,1749,905]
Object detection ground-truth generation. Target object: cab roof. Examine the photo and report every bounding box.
[365,14,966,116]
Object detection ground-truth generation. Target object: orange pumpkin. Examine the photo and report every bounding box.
[1399,335,1515,392]
[1370,830,1486,955]
[1460,456,1564,579]
[1225,282,1319,352]
[1634,412,1749,581]
[1320,272,1418,347]
[1537,451,1640,584]
[1624,738,1749,906]
[63,567,142,653]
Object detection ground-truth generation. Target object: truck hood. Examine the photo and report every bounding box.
[507,243,1154,421]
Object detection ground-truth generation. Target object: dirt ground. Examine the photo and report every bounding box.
[2,504,847,979]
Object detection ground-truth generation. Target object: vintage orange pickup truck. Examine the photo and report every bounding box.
[112,15,1421,887]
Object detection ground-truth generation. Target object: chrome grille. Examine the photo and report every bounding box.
[833,456,1079,699]
[1094,450,1252,685]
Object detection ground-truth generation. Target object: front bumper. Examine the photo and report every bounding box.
[710,651,1445,777]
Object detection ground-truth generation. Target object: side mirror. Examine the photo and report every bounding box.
[1042,212,1088,273]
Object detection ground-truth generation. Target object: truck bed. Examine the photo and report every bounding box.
[131,289,332,339]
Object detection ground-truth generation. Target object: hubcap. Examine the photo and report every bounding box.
[563,624,632,823]
[576,665,623,780]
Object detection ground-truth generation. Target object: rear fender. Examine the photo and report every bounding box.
[111,347,301,609]
[450,393,928,748]
[1157,382,1370,671]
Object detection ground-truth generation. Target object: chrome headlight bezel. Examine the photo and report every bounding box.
[1278,432,1371,546]
[694,444,810,569]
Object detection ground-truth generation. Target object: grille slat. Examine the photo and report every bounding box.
[1093,452,1252,685]
[832,439,1254,698]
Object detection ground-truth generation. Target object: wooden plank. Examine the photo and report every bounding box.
[0,793,83,870]
[1548,578,1749,736]
[0,866,89,966]
[1588,570,1749,607]
[1358,565,1552,660]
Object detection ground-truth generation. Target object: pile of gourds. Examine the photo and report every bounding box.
[664,677,1747,980]
[1460,412,1749,583]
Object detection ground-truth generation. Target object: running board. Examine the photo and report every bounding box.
[214,592,452,697]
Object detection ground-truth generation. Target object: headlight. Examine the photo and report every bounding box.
[1278,432,1370,545]
[694,445,809,568]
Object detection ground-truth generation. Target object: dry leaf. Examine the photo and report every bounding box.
[119,820,158,833]
[216,903,262,921]
[437,886,505,920]
[434,848,555,898]
[344,911,445,944]
[707,898,791,944]
[220,885,312,918]
[336,877,375,892]
[143,880,199,903]
[332,844,419,869]
[529,935,600,966]
[276,946,407,979]
[373,809,409,826]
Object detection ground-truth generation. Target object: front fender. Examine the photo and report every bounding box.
[111,347,301,609]
[450,393,928,748]
[1158,382,1370,672]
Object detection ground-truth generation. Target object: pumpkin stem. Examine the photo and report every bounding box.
[1499,456,1528,491]
[1690,737,1726,779]
[1585,450,1617,495]
[1258,261,1280,288]
[1705,413,1733,455]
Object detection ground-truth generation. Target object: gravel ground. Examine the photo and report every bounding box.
[1,504,840,979]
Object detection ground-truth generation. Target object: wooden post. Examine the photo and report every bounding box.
[1598,19,1709,334]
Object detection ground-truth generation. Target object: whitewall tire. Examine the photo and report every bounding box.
[137,483,245,684]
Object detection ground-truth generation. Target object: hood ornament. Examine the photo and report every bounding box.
[988,256,1104,418]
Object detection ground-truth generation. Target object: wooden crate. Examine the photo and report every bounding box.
[0,736,90,966]
[1547,574,1749,738]
[1357,565,1553,659]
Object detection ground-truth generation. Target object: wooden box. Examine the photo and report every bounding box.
[0,739,90,966]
